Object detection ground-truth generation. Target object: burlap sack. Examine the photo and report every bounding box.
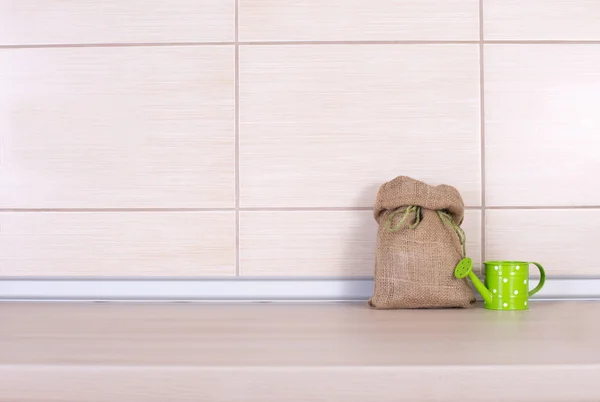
[369,176,475,309]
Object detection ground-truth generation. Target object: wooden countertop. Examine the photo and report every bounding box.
[1,301,600,401]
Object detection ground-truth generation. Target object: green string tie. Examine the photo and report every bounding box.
[385,206,466,257]
[437,210,467,258]
[386,205,422,231]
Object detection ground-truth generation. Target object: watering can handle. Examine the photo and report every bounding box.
[528,262,546,297]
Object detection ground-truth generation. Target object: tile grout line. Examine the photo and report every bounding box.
[239,40,478,45]
[483,40,600,44]
[234,0,240,277]
[4,40,600,50]
[2,206,600,213]
[486,205,600,210]
[3,276,597,281]
[479,0,486,274]
[0,41,476,49]
[0,42,234,49]
[0,208,236,213]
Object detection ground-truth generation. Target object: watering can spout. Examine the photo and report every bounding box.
[454,258,493,304]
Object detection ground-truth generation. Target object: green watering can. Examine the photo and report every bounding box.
[455,258,546,310]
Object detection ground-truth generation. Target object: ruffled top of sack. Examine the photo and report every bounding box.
[374,176,464,225]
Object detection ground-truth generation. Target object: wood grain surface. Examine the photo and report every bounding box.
[1,302,600,401]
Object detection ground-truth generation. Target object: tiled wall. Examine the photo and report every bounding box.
[1,1,599,279]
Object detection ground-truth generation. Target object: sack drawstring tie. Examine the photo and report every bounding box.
[385,206,466,257]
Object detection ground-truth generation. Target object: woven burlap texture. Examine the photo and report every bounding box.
[369,176,475,309]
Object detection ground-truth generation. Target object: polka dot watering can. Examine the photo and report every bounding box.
[454,259,546,310]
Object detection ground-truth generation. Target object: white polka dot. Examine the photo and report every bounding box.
[503,303,508,307]
[514,290,519,295]
[494,266,499,270]
[503,278,508,283]
[511,272,515,275]
[524,280,528,284]
[516,266,520,270]
[493,289,497,293]
[524,301,528,306]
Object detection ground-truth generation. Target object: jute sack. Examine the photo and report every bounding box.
[368,176,475,309]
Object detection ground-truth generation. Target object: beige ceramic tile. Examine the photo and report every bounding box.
[484,45,600,206]
[0,0,234,45]
[239,210,481,276]
[239,0,479,41]
[486,209,600,277]
[239,45,481,208]
[0,212,235,276]
[0,46,235,208]
[484,0,600,40]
